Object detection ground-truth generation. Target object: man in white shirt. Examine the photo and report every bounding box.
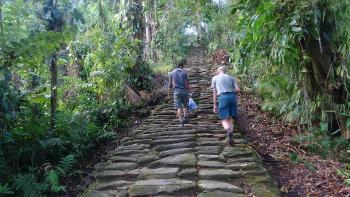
[211,66,240,145]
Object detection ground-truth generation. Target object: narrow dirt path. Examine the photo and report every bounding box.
[84,49,280,197]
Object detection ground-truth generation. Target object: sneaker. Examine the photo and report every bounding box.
[183,116,189,124]
[179,121,185,127]
[227,131,234,146]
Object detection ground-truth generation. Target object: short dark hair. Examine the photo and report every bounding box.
[177,59,187,68]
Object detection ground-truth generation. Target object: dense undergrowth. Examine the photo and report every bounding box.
[1,0,350,196]
[207,0,350,153]
[0,0,193,196]
[204,0,350,187]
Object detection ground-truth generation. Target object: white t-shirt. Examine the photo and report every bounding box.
[211,73,236,96]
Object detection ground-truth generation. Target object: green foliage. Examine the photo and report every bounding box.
[292,123,350,159]
[14,174,48,197]
[0,183,14,195]
[46,170,64,193]
[0,0,154,195]
[44,155,76,193]
[337,164,350,185]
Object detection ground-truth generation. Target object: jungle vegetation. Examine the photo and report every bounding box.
[0,0,349,195]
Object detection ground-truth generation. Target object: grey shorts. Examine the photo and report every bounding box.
[174,89,189,109]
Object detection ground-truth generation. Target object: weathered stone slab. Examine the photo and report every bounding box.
[110,156,138,163]
[155,142,196,151]
[91,190,127,197]
[110,149,150,157]
[126,169,140,178]
[197,180,244,193]
[228,157,255,163]
[159,148,194,157]
[242,168,268,176]
[198,155,224,161]
[96,170,125,180]
[233,139,249,144]
[226,162,257,170]
[95,180,132,191]
[198,161,225,168]
[178,168,197,180]
[94,163,107,171]
[128,179,195,196]
[122,139,152,146]
[197,141,225,146]
[151,134,196,140]
[138,167,179,179]
[119,144,150,150]
[138,154,159,165]
[105,162,138,171]
[197,191,246,197]
[150,138,193,146]
[221,146,254,158]
[199,169,240,180]
[150,154,197,168]
[196,146,221,154]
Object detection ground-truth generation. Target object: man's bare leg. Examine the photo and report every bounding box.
[222,118,234,145]
[183,107,188,123]
[183,107,188,117]
[178,108,184,126]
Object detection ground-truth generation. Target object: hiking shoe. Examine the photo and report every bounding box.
[183,116,189,124]
[227,131,234,146]
[179,121,185,127]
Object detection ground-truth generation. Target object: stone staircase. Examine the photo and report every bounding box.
[85,50,279,197]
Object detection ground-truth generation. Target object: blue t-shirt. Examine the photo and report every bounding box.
[169,68,189,90]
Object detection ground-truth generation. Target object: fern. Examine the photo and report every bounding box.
[0,148,7,177]
[39,138,63,149]
[97,131,117,140]
[14,174,48,197]
[57,154,76,175]
[0,183,14,195]
[45,170,66,193]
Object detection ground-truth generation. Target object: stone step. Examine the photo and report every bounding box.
[198,191,246,197]
[85,54,279,197]
[155,142,196,151]
[199,169,240,180]
[159,148,195,157]
[149,153,197,168]
[197,180,244,193]
[128,179,196,196]
[150,138,194,146]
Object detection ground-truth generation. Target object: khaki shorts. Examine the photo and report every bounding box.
[174,89,189,109]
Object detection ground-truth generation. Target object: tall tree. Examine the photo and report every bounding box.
[43,0,64,133]
[130,0,144,62]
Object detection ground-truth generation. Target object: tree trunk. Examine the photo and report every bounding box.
[151,0,157,62]
[300,17,348,138]
[132,0,144,63]
[0,0,3,45]
[195,0,201,44]
[50,53,58,133]
[144,0,157,62]
[144,12,151,59]
[44,0,63,133]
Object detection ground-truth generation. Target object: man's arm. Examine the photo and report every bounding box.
[213,88,218,113]
[235,83,240,93]
[185,80,191,93]
[211,77,218,113]
[232,77,240,93]
[168,73,173,98]
[184,72,191,93]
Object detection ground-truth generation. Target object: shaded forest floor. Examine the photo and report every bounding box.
[62,106,158,196]
[237,92,350,196]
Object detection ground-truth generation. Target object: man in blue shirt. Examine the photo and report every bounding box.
[169,59,191,127]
